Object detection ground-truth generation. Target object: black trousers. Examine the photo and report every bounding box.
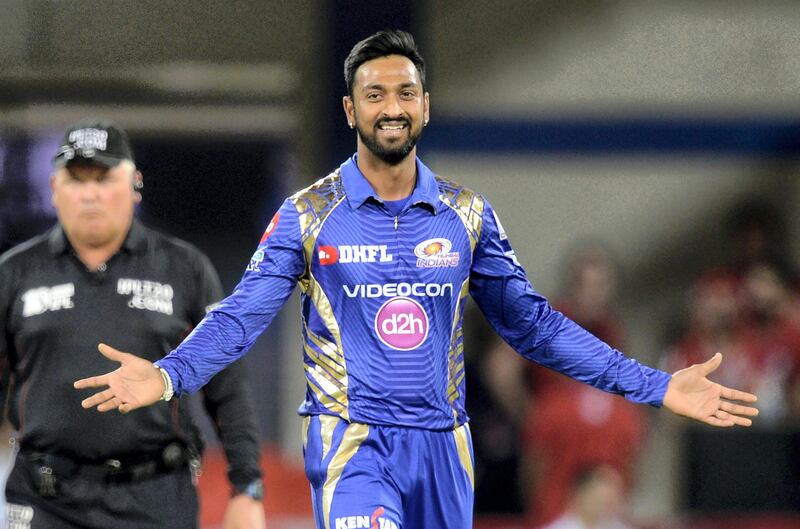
[5,451,199,529]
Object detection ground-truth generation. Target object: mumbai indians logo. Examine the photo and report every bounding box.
[335,506,397,529]
[414,237,459,268]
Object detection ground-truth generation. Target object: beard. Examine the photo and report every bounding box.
[356,117,423,166]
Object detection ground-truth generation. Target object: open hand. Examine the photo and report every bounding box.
[73,343,165,413]
[663,352,758,427]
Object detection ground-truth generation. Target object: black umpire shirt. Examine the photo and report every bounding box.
[0,219,261,490]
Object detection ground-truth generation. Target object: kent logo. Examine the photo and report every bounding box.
[334,507,397,529]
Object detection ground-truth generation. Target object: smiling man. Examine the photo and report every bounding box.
[75,32,758,529]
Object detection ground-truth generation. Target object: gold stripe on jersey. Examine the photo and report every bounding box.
[319,414,339,460]
[302,416,311,451]
[453,423,475,490]
[323,422,370,529]
[437,179,484,424]
[290,170,351,420]
[436,177,485,251]
[447,278,470,423]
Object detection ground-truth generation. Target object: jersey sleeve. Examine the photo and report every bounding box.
[158,199,305,396]
[468,199,671,406]
[187,247,263,490]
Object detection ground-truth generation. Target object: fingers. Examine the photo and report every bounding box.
[73,374,111,390]
[97,343,129,363]
[719,400,759,417]
[698,352,723,376]
[720,386,758,403]
[80,388,117,409]
[704,415,735,427]
[97,397,122,413]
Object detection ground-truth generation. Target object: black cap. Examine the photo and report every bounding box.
[53,119,134,169]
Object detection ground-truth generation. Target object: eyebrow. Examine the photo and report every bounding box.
[362,81,420,91]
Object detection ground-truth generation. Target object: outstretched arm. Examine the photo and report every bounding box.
[663,352,758,427]
[74,343,165,413]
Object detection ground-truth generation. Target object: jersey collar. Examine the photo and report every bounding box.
[340,154,440,214]
[48,218,148,256]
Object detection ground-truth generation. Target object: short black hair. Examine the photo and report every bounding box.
[344,30,426,98]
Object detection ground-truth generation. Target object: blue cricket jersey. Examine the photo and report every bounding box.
[157,155,671,430]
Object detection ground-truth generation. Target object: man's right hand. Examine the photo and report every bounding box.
[74,343,165,413]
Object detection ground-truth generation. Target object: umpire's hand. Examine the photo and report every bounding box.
[74,343,165,413]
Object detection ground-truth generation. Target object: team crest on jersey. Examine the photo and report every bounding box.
[260,211,280,243]
[117,278,174,315]
[21,283,75,317]
[414,238,459,268]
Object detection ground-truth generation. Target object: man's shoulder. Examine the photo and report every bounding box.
[0,230,54,269]
[138,223,209,262]
[284,169,347,232]
[288,169,345,206]
[433,175,482,205]
[433,175,486,235]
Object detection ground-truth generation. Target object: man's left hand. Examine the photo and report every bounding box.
[663,352,759,427]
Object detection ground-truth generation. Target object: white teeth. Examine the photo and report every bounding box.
[379,124,405,130]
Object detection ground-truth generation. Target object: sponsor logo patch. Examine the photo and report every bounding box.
[246,249,265,272]
[414,238,459,268]
[338,245,393,264]
[21,283,75,317]
[117,278,174,315]
[69,128,108,152]
[334,507,397,529]
[374,296,429,351]
[7,503,34,529]
[260,211,280,243]
[318,245,339,265]
[343,282,453,298]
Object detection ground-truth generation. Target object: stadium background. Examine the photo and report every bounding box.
[1,1,800,527]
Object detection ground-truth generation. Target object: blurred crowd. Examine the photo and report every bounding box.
[466,198,800,529]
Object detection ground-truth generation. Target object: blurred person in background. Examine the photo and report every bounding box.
[537,465,637,529]
[724,199,799,288]
[0,120,266,529]
[464,311,527,514]
[517,243,646,526]
[738,262,800,423]
[666,266,800,426]
[75,31,759,529]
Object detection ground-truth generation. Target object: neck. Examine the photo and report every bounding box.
[65,224,129,271]
[356,145,417,201]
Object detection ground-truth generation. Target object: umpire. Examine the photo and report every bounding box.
[0,120,266,529]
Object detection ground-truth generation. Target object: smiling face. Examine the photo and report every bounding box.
[51,161,141,250]
[343,54,430,166]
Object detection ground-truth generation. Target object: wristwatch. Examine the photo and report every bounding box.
[237,479,264,501]
[153,363,174,401]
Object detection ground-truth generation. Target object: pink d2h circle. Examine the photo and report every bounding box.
[374,296,429,351]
